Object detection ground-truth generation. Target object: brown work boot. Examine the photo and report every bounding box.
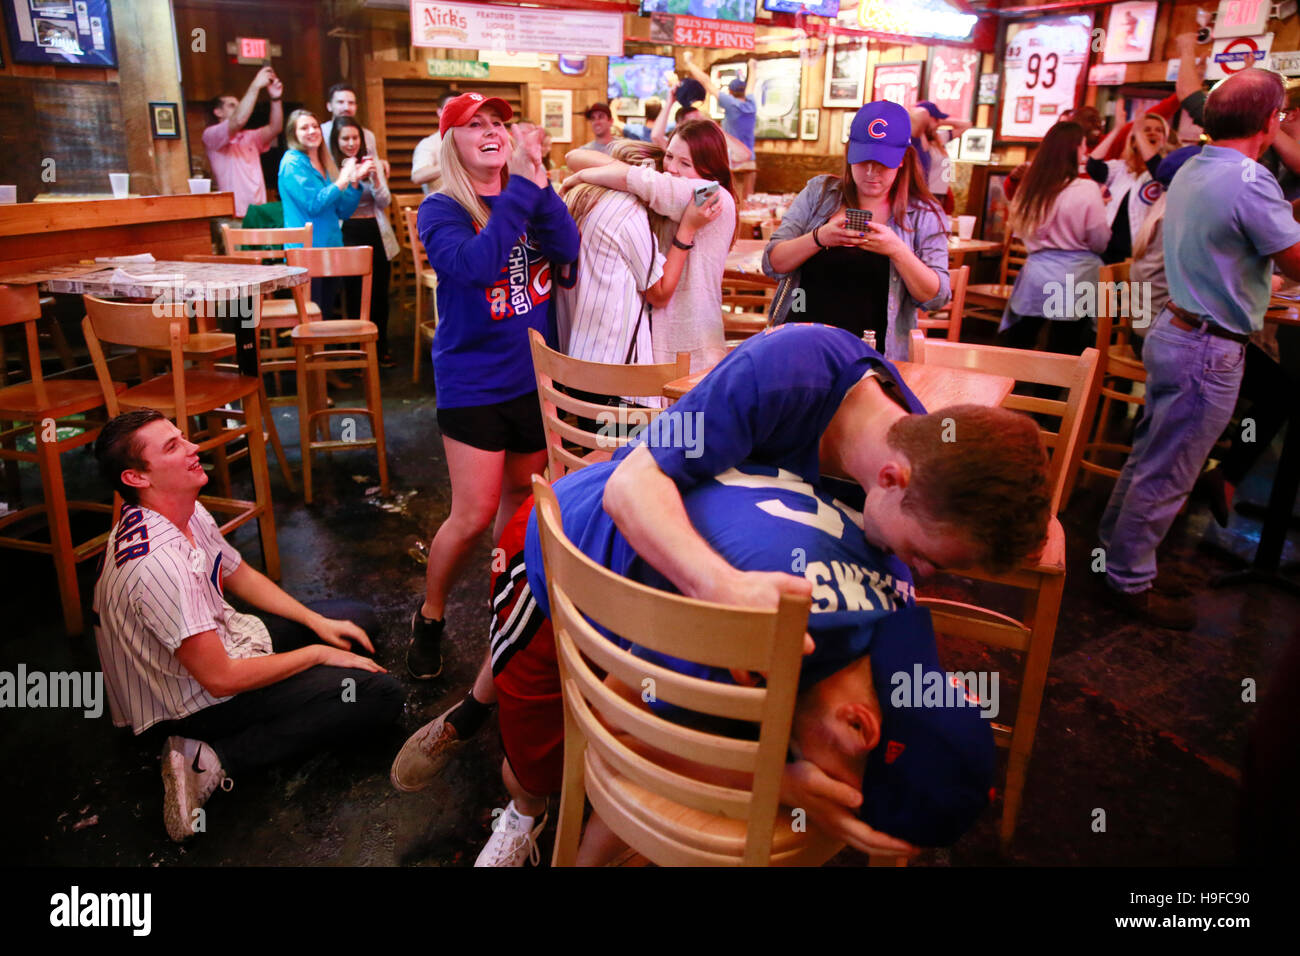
[1105,585,1196,631]
[390,704,463,792]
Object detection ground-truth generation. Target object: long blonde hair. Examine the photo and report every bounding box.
[437,121,509,230]
[565,140,667,237]
[285,109,338,181]
[1123,113,1172,176]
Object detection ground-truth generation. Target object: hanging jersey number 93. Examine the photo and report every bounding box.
[1023,52,1058,89]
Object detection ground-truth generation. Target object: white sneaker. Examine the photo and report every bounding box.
[474,800,548,867]
[161,736,233,842]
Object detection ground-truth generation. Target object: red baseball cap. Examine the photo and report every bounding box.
[439,92,513,137]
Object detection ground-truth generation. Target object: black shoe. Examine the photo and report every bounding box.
[407,610,444,680]
[1104,586,1196,631]
[1193,468,1231,528]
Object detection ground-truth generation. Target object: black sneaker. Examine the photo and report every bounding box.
[407,609,444,680]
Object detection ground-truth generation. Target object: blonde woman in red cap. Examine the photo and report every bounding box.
[405,93,579,688]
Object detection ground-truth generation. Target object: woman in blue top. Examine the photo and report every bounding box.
[407,93,579,679]
[278,108,372,316]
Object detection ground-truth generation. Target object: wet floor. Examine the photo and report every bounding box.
[1,321,1294,867]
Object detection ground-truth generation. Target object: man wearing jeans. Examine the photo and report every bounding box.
[91,410,403,841]
[1100,68,1300,629]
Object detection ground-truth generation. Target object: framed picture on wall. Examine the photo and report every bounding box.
[999,13,1093,141]
[753,57,802,140]
[2,0,117,67]
[926,45,980,123]
[540,89,573,144]
[959,127,993,162]
[800,109,819,140]
[1102,1,1158,64]
[871,61,924,112]
[149,102,180,139]
[823,34,869,108]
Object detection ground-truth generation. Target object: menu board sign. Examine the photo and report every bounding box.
[998,14,1092,141]
[410,1,623,56]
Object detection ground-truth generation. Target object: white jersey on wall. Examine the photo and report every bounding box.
[92,502,273,734]
[1000,16,1092,140]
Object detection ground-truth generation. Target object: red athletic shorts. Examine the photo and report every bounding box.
[489,496,564,796]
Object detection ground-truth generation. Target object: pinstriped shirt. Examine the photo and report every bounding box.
[91,503,273,734]
[556,190,664,366]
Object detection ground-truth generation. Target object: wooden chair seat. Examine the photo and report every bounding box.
[965,283,1014,302]
[118,371,260,416]
[584,747,841,866]
[183,332,237,356]
[262,298,321,324]
[722,312,767,340]
[0,379,124,419]
[289,319,378,343]
[1108,344,1144,376]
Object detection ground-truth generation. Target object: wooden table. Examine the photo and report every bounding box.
[948,237,1002,267]
[45,260,308,377]
[664,356,1014,407]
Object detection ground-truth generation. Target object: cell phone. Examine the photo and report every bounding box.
[845,208,872,232]
[693,182,720,206]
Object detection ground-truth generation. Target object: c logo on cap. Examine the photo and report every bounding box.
[867,118,888,139]
[469,93,483,101]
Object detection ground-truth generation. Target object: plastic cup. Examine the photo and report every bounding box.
[187,178,211,194]
[957,215,976,240]
[109,173,129,198]
[0,185,15,204]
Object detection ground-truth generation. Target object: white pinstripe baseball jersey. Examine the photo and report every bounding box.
[556,190,665,366]
[91,502,273,734]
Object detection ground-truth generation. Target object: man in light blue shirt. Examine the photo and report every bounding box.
[684,53,756,153]
[1100,68,1300,630]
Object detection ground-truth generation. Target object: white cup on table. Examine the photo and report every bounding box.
[956,215,976,240]
[109,173,130,198]
[187,178,211,194]
[0,185,16,204]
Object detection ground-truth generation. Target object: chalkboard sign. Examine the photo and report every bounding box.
[2,0,118,69]
[0,78,127,200]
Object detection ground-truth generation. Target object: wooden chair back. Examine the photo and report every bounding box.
[222,224,313,258]
[0,284,48,407]
[534,477,814,866]
[917,265,969,341]
[182,253,266,265]
[528,328,688,480]
[908,331,1099,515]
[999,234,1029,286]
[404,208,429,279]
[721,277,775,315]
[81,295,192,425]
[1093,260,1139,357]
[285,246,374,324]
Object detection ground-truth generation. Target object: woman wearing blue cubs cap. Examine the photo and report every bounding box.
[762,100,952,359]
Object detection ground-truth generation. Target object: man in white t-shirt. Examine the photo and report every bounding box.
[321,82,389,178]
[201,65,284,218]
[412,92,458,195]
[91,409,402,842]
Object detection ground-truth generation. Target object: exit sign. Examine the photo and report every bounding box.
[1214,0,1271,39]
[237,36,268,63]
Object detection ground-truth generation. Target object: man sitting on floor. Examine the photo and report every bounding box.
[92,409,403,842]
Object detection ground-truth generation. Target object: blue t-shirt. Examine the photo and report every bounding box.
[620,324,924,505]
[717,91,757,153]
[524,461,916,703]
[1163,144,1300,335]
[277,149,361,248]
[416,177,580,408]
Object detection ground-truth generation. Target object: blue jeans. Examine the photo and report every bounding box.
[1099,308,1246,593]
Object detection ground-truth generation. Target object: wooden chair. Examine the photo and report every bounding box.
[917,265,970,341]
[907,330,1098,849]
[389,192,424,320]
[964,232,1028,326]
[285,247,389,504]
[404,208,439,385]
[529,328,688,481]
[721,277,775,315]
[81,294,280,580]
[0,284,121,635]
[534,477,844,867]
[1061,261,1143,507]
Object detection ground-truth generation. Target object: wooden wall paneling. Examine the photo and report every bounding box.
[0,77,44,203]
[31,81,128,195]
[115,0,190,198]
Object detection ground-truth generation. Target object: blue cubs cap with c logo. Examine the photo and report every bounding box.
[847,100,912,168]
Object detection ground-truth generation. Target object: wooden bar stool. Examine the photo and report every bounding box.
[81,294,280,580]
[404,208,439,385]
[285,247,389,504]
[0,284,121,635]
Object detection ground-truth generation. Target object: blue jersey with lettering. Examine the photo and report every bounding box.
[524,461,914,695]
[417,176,580,408]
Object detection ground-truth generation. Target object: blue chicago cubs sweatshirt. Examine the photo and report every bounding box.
[416,176,580,408]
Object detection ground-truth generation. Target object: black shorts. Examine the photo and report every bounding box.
[436,392,546,454]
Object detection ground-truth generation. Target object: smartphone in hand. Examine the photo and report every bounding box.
[693,181,720,206]
[845,208,872,232]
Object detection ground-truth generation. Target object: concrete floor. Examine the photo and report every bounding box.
[1,323,1295,867]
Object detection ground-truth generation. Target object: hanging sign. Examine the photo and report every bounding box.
[1213,0,1271,39]
[427,60,491,79]
[672,15,756,50]
[1206,33,1274,80]
[410,1,623,57]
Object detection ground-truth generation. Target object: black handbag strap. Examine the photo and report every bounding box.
[623,217,659,366]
